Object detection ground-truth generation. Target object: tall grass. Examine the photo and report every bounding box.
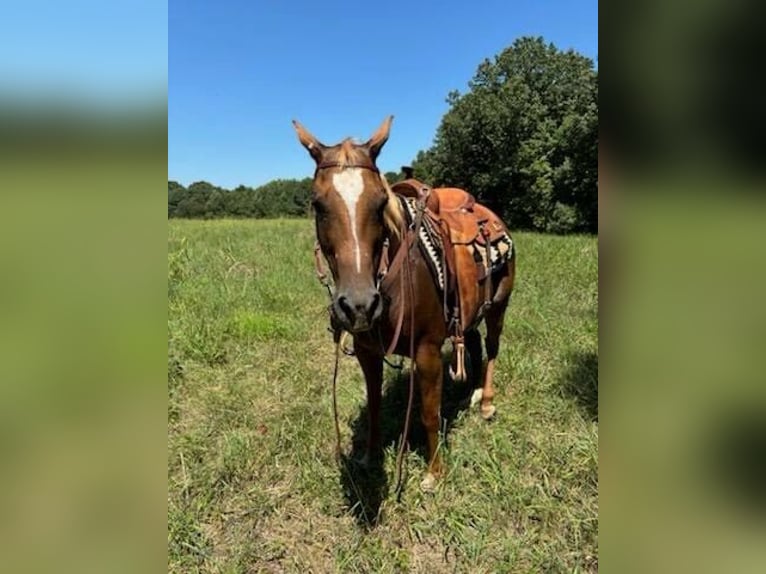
[168,219,598,573]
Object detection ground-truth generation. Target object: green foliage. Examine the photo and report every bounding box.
[167,178,313,219]
[412,37,598,233]
[251,178,312,218]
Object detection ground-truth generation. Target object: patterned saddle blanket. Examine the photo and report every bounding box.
[397,195,513,295]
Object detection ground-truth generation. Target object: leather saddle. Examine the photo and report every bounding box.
[391,179,506,246]
[391,172,511,380]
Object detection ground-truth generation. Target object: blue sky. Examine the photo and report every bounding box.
[169,0,597,189]
[1,1,166,105]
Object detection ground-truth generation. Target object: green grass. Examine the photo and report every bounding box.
[168,218,598,573]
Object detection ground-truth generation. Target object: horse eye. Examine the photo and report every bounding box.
[311,197,327,214]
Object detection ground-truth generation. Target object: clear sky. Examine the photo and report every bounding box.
[169,0,597,189]
[1,0,167,105]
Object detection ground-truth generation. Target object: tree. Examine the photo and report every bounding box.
[252,178,313,217]
[205,189,227,218]
[412,37,598,233]
[175,180,216,218]
[384,170,405,184]
[168,181,187,217]
[230,186,258,217]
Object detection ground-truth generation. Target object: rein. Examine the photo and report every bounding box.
[393,198,424,497]
[314,172,426,496]
[331,329,343,461]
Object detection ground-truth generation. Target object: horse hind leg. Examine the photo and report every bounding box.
[464,329,485,409]
[478,261,515,420]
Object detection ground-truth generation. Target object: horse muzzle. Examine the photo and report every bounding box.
[333,288,383,333]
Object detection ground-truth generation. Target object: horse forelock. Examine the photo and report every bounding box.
[335,138,366,167]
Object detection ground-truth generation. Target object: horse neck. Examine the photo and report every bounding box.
[380,220,420,296]
[386,228,404,262]
[385,199,410,260]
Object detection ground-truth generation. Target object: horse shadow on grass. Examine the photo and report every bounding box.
[560,351,598,421]
[339,350,477,528]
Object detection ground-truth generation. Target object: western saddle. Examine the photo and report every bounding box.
[391,167,511,381]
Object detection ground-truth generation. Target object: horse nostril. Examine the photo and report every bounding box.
[337,295,355,322]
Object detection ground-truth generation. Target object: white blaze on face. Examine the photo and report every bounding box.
[332,168,365,272]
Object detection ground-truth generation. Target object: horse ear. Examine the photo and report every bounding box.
[366,115,394,161]
[292,119,325,163]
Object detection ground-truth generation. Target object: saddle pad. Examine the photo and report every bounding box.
[397,194,514,292]
[477,233,514,275]
[397,195,446,292]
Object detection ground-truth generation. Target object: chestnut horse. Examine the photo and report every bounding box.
[293,116,515,490]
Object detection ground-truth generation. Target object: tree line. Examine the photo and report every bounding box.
[169,36,597,233]
[168,178,313,219]
[167,172,402,219]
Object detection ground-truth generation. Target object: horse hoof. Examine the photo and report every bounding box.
[480,405,497,420]
[355,450,381,469]
[420,473,437,492]
[470,388,484,408]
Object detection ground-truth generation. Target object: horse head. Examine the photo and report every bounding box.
[292,116,402,333]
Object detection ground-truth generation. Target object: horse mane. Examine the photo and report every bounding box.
[380,172,403,239]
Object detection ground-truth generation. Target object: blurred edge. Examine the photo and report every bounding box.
[602,0,766,572]
[0,8,167,571]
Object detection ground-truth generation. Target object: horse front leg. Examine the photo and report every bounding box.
[416,341,444,491]
[355,345,383,466]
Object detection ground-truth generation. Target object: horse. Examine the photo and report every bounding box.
[292,116,515,491]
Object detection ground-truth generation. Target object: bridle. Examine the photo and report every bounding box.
[311,160,392,297]
[314,161,380,176]
[311,162,392,297]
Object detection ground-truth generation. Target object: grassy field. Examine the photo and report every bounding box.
[168,218,598,573]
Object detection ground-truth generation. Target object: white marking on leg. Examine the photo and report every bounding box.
[332,169,364,272]
[420,472,437,492]
[470,388,484,408]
